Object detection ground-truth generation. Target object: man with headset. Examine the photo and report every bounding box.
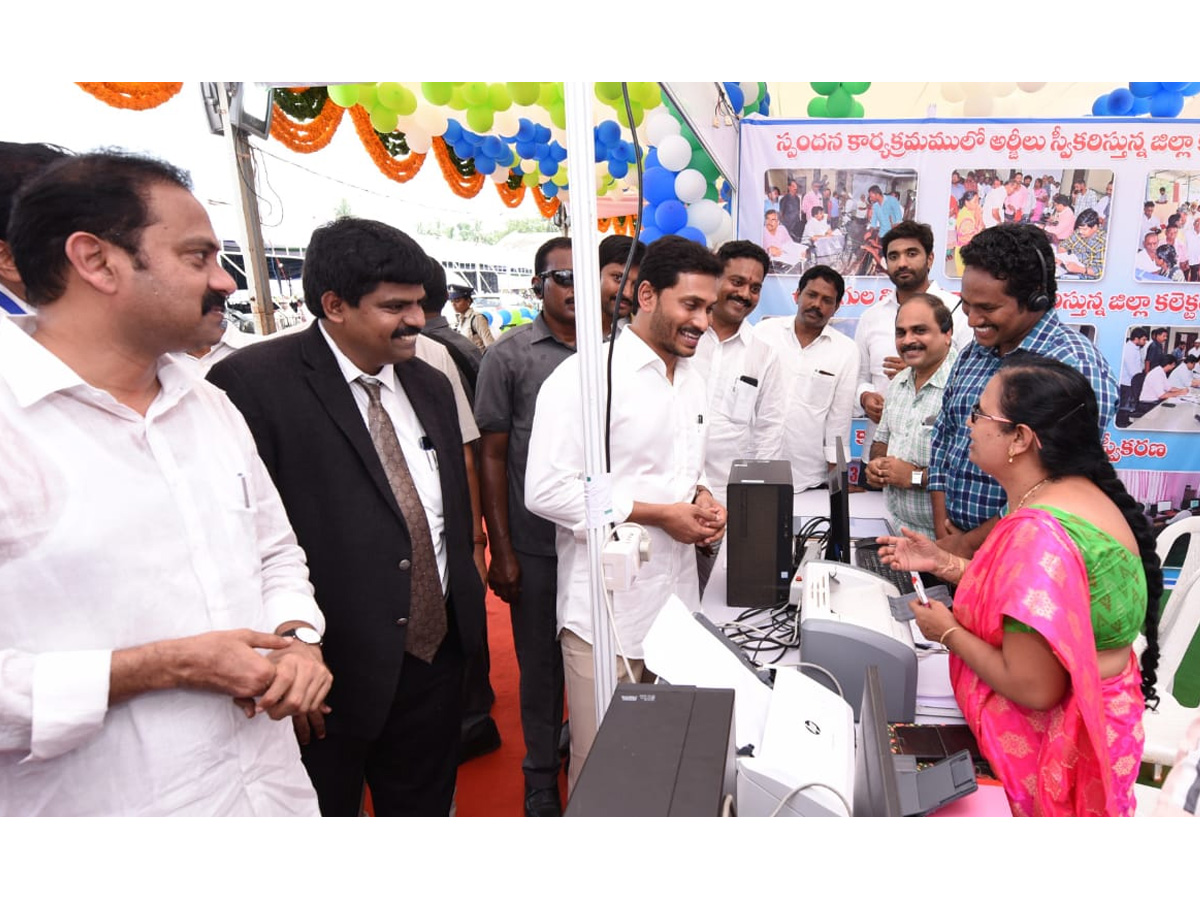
[927,224,1117,559]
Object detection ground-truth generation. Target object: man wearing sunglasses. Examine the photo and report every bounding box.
[475,236,576,816]
[927,224,1117,560]
[526,235,726,798]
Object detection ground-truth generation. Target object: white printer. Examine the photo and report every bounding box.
[798,559,917,722]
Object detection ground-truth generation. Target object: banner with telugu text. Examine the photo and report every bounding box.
[738,116,1200,514]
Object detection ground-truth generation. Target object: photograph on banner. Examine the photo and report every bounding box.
[1134,171,1200,282]
[945,167,1113,281]
[1117,470,1200,539]
[762,167,916,278]
[1115,323,1200,431]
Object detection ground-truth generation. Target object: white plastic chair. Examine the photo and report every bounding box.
[1140,518,1200,777]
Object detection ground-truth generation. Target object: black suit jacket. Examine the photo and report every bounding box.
[208,322,485,740]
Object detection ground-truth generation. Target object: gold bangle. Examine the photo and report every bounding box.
[939,626,961,646]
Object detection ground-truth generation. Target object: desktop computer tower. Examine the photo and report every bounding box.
[565,684,736,816]
[726,459,793,608]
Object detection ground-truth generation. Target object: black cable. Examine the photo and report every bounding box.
[604,82,646,472]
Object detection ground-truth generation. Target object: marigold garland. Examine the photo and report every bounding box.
[270,97,345,154]
[494,178,526,208]
[348,105,425,184]
[76,82,183,110]
[532,184,561,218]
[598,215,638,236]
[431,137,485,199]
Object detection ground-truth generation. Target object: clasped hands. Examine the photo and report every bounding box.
[865,455,916,489]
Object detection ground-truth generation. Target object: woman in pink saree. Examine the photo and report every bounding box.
[880,357,1163,815]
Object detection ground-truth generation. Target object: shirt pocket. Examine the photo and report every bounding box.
[796,369,836,412]
[723,377,760,426]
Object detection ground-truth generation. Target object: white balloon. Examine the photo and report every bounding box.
[645,109,681,145]
[963,93,994,117]
[656,134,691,172]
[490,167,511,183]
[940,83,965,103]
[413,103,449,137]
[674,168,707,204]
[687,198,723,235]
[405,127,431,154]
[963,82,990,100]
[1016,82,1046,93]
[739,81,758,107]
[520,158,538,174]
[990,82,1016,98]
[709,210,735,248]
[493,108,521,139]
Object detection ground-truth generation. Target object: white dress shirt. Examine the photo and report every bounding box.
[1141,365,1172,402]
[318,323,449,591]
[415,334,480,443]
[852,282,969,455]
[1169,363,1196,391]
[0,317,322,815]
[691,320,785,505]
[525,329,707,657]
[753,317,860,492]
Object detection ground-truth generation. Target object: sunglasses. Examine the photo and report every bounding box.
[537,269,574,288]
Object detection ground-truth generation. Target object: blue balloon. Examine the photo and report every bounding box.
[534,124,552,144]
[1132,96,1152,115]
[1108,88,1134,115]
[497,146,514,167]
[638,225,664,244]
[533,143,550,161]
[642,202,659,226]
[453,140,474,159]
[1183,83,1200,96]
[443,120,462,143]
[758,94,770,115]
[540,157,559,177]
[643,166,677,205]
[608,159,628,179]
[724,82,745,113]
[611,141,632,163]
[1161,82,1190,92]
[655,200,688,234]
[597,120,621,147]
[1091,95,1111,116]
[594,139,606,163]
[1130,82,1161,98]
[473,155,496,175]
[516,118,536,142]
[677,225,707,245]
[1150,91,1186,117]
[549,142,568,162]
[482,136,505,158]
[644,147,659,169]
[515,141,535,159]
[719,181,733,200]
[542,181,558,198]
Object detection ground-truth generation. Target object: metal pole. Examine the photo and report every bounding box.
[217,82,275,335]
[562,81,618,730]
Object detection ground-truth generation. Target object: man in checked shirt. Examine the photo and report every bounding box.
[927,224,1117,558]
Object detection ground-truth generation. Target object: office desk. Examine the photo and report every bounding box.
[1133,391,1200,431]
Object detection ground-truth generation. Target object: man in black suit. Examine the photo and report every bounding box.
[208,217,485,816]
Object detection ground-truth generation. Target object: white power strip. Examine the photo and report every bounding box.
[602,524,652,591]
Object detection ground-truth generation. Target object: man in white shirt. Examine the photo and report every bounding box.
[762,209,803,269]
[755,264,860,492]
[0,141,70,319]
[525,235,726,795]
[802,205,832,242]
[1139,357,1188,413]
[1,151,330,815]
[981,176,1007,228]
[1169,354,1198,391]
[853,222,969,471]
[1120,327,1150,416]
[691,240,785,593]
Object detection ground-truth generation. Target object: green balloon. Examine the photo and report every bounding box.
[507,82,540,105]
[421,82,453,106]
[810,82,839,96]
[641,83,663,109]
[356,83,378,112]
[690,147,719,180]
[540,82,563,107]
[376,82,405,111]
[595,82,623,103]
[448,86,468,110]
[850,99,865,118]
[522,171,540,187]
[369,106,398,133]
[462,82,489,107]
[807,96,829,117]
[467,105,494,132]
[704,182,719,201]
[843,82,871,94]
[615,100,643,129]
[549,100,567,130]
[327,84,359,108]
[489,83,512,112]
[827,87,852,117]
[683,127,702,150]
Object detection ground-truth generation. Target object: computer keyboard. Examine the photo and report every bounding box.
[853,543,912,594]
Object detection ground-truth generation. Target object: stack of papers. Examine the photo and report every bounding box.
[915,651,965,723]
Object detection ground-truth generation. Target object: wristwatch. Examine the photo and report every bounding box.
[281,626,322,647]
[911,467,925,488]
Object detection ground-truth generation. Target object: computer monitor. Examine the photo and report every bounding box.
[1189,499,1200,510]
[1157,500,1173,514]
[825,436,851,563]
[852,666,903,816]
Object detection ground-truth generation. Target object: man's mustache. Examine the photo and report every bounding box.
[201,290,227,314]
[390,326,422,339]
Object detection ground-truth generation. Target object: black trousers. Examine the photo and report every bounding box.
[301,629,465,817]
[510,551,564,790]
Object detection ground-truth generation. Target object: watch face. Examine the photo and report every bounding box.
[911,470,923,486]
[289,626,322,645]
